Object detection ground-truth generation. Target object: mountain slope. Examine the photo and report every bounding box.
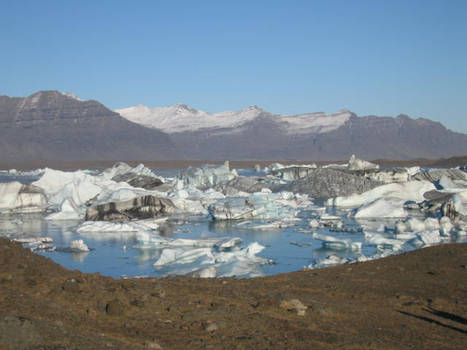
[0,91,178,163]
[116,104,467,160]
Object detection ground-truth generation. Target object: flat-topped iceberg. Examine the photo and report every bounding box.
[328,181,435,208]
[312,233,362,251]
[208,189,299,220]
[153,241,271,278]
[0,182,47,213]
[179,163,237,189]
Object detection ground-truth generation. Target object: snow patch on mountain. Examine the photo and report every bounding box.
[61,92,83,101]
[116,104,351,134]
[279,109,352,134]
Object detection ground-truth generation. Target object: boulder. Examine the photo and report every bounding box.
[85,195,176,221]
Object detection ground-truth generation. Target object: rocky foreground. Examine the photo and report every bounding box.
[0,238,465,350]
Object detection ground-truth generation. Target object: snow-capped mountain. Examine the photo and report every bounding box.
[1,91,466,163]
[116,104,352,135]
[117,103,467,161]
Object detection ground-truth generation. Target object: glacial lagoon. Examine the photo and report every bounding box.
[1,161,466,279]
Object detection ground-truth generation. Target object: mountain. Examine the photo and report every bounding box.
[116,104,467,161]
[0,91,177,163]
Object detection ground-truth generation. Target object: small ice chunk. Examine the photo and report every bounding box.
[415,230,442,246]
[308,254,351,268]
[312,233,362,251]
[439,216,453,235]
[69,239,90,252]
[309,219,320,228]
[406,217,427,232]
[364,232,404,251]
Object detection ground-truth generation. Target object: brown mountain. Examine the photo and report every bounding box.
[0,91,178,163]
[117,104,467,161]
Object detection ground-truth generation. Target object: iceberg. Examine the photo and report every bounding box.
[354,198,407,218]
[153,241,271,278]
[85,195,176,221]
[99,162,161,182]
[13,236,54,251]
[307,254,351,268]
[271,165,318,181]
[347,154,379,171]
[45,198,82,220]
[328,181,435,208]
[0,182,47,213]
[281,168,381,199]
[363,232,405,251]
[33,168,102,209]
[69,239,90,252]
[312,233,362,251]
[179,163,237,189]
[208,190,298,221]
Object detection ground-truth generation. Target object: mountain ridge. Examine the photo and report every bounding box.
[116,103,467,160]
[1,91,466,163]
[0,91,178,162]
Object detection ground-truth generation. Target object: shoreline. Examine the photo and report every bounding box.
[0,238,465,349]
[1,154,466,171]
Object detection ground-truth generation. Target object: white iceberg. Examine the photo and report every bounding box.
[347,154,379,171]
[77,220,161,234]
[69,239,90,252]
[354,197,407,218]
[0,182,47,213]
[312,233,362,251]
[33,168,102,208]
[153,241,270,278]
[45,198,82,220]
[307,254,351,268]
[364,232,405,251]
[328,181,435,208]
[179,163,237,189]
[208,189,298,221]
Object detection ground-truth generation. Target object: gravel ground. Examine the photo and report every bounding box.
[0,238,466,349]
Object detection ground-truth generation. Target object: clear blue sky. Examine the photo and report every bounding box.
[1,0,466,133]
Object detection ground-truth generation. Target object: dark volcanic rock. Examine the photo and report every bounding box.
[0,91,178,163]
[85,196,176,221]
[280,168,382,199]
